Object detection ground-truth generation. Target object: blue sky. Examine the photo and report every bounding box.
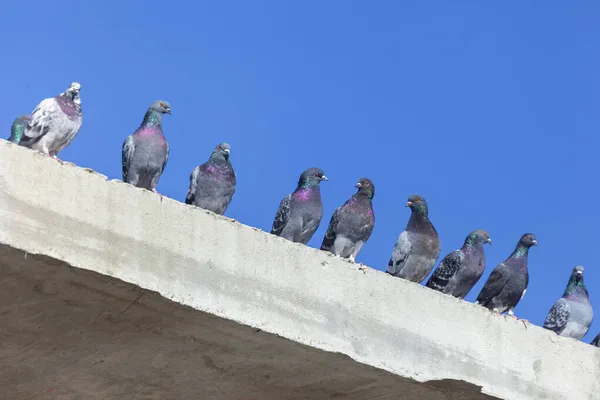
[3,1,600,341]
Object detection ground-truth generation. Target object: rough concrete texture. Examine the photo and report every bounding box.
[0,140,598,400]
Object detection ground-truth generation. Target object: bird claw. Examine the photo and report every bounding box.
[51,155,63,165]
[518,319,530,329]
[358,266,367,274]
[152,189,163,202]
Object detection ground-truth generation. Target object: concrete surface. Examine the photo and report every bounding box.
[0,140,598,400]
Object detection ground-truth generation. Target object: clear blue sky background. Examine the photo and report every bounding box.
[3,2,599,341]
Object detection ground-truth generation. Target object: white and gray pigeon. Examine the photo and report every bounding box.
[476,233,538,316]
[543,266,593,340]
[270,167,327,244]
[426,229,492,298]
[386,195,441,283]
[122,100,171,197]
[320,178,375,262]
[19,82,82,162]
[185,142,236,215]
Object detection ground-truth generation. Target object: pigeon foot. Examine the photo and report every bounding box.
[152,189,164,202]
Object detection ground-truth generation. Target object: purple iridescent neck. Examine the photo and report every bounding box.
[55,95,81,120]
[293,186,320,202]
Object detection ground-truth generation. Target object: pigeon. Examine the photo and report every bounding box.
[475,233,538,316]
[185,142,236,215]
[19,82,82,162]
[426,229,492,298]
[8,115,30,144]
[386,195,441,283]
[320,178,375,262]
[122,100,171,197]
[543,266,593,340]
[591,333,600,347]
[271,167,327,244]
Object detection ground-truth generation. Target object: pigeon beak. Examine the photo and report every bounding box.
[532,240,538,246]
[355,182,362,188]
[320,175,328,181]
[166,109,172,115]
[487,238,493,246]
[577,270,583,277]
[405,201,413,207]
[224,149,230,154]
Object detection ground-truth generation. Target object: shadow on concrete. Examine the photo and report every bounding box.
[0,244,498,400]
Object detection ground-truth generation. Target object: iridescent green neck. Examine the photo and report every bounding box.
[142,110,163,128]
[564,278,587,299]
[9,124,25,144]
[355,189,374,201]
[413,204,428,217]
[512,244,528,259]
[464,236,478,248]
[209,150,227,163]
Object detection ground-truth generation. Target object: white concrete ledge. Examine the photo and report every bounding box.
[1,140,598,400]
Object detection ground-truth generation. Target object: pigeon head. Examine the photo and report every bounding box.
[298,168,328,187]
[211,142,231,162]
[467,229,492,246]
[519,233,538,248]
[570,265,585,284]
[149,100,172,115]
[61,82,81,100]
[355,178,375,199]
[9,114,30,144]
[405,194,428,215]
[564,265,588,297]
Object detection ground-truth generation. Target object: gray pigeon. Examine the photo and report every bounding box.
[475,233,538,316]
[591,333,600,347]
[426,230,492,298]
[386,195,441,283]
[320,178,375,262]
[19,82,82,162]
[122,100,171,197]
[271,167,327,244]
[543,266,593,340]
[185,142,236,215]
[8,115,30,144]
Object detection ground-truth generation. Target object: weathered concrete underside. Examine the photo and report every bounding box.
[0,244,493,400]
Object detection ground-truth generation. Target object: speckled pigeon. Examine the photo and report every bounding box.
[386,195,441,283]
[591,333,600,347]
[475,233,538,316]
[8,115,30,144]
[426,230,492,298]
[543,266,593,340]
[270,167,327,244]
[185,142,236,215]
[320,178,375,262]
[122,101,171,197]
[19,82,82,162]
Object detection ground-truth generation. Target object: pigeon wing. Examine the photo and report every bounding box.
[122,135,135,182]
[185,166,201,205]
[426,250,464,291]
[271,194,292,236]
[543,298,570,335]
[476,263,511,306]
[320,206,341,251]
